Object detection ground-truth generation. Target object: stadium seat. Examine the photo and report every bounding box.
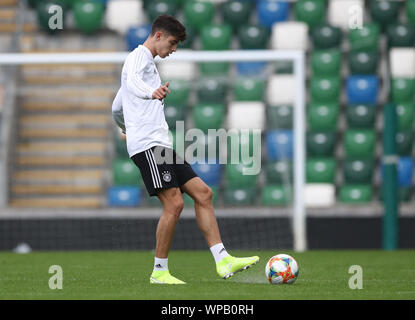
[147,0,178,22]
[236,62,267,76]
[225,187,256,206]
[328,0,365,31]
[193,103,225,132]
[227,101,265,131]
[257,0,290,28]
[306,131,336,157]
[349,51,378,75]
[379,185,412,203]
[267,105,293,129]
[348,23,380,52]
[233,77,265,101]
[369,0,399,29]
[294,0,325,28]
[396,102,414,130]
[73,1,104,34]
[397,157,413,187]
[164,104,186,130]
[396,131,414,156]
[106,0,147,34]
[307,102,339,130]
[391,78,415,103]
[184,0,214,32]
[227,130,259,164]
[261,185,291,206]
[266,130,294,161]
[222,0,253,32]
[311,24,342,49]
[344,129,376,158]
[225,163,258,188]
[304,184,335,207]
[199,62,230,76]
[343,158,374,183]
[339,185,372,203]
[238,24,269,49]
[265,160,293,184]
[271,22,308,50]
[158,54,196,81]
[191,162,221,186]
[186,133,220,161]
[310,77,341,103]
[126,25,151,51]
[162,79,190,105]
[306,158,336,183]
[108,186,141,207]
[346,75,379,104]
[390,48,415,78]
[201,24,232,50]
[266,75,296,105]
[346,104,376,128]
[112,158,142,185]
[408,0,415,24]
[311,49,342,77]
[196,77,228,102]
[179,26,195,49]
[387,24,415,48]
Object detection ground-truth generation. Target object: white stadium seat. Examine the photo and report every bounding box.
[266,74,296,105]
[390,48,415,78]
[106,0,147,35]
[305,184,336,208]
[157,50,196,80]
[227,101,265,131]
[328,0,364,31]
[271,22,308,50]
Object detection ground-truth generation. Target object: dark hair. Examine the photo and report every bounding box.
[151,15,186,42]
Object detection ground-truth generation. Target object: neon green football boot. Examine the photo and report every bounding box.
[150,270,186,284]
[216,255,260,279]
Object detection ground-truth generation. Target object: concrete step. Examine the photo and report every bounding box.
[20,114,110,129]
[19,127,109,139]
[21,100,111,113]
[9,196,103,208]
[17,141,108,155]
[13,169,105,182]
[11,183,103,195]
[16,155,106,167]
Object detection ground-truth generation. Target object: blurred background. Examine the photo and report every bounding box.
[0,0,414,252]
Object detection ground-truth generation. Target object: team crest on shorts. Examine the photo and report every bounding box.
[162,171,172,183]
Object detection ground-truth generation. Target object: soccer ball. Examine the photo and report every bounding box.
[265,254,299,284]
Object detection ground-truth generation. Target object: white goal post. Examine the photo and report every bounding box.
[0,50,306,251]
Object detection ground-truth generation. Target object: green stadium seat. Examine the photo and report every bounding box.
[233,77,265,101]
[311,24,342,49]
[164,104,186,130]
[391,78,415,103]
[73,1,104,34]
[339,185,372,203]
[349,51,378,75]
[147,0,178,22]
[306,158,336,183]
[308,102,339,130]
[348,23,380,52]
[222,0,253,32]
[163,79,190,105]
[225,163,258,188]
[201,25,232,50]
[294,0,326,28]
[370,0,399,29]
[306,131,336,157]
[224,187,256,206]
[265,160,293,184]
[238,24,269,49]
[397,102,415,130]
[261,185,291,206]
[267,105,293,129]
[184,0,214,32]
[379,186,412,203]
[311,49,341,77]
[387,24,415,47]
[408,0,415,24]
[196,77,228,102]
[344,129,376,158]
[113,158,141,186]
[36,0,67,33]
[179,26,195,49]
[343,158,374,184]
[346,104,376,128]
[193,103,225,132]
[396,131,414,156]
[310,77,341,103]
[199,62,230,76]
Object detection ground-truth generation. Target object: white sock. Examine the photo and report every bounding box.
[153,257,168,272]
[210,243,229,264]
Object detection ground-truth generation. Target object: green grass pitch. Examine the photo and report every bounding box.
[1,250,414,300]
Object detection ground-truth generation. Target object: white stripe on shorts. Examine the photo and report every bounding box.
[149,149,163,187]
[145,149,162,188]
[145,150,161,188]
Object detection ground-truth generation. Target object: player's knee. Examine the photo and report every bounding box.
[194,185,213,206]
[167,196,184,217]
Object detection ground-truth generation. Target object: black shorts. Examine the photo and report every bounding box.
[131,146,198,197]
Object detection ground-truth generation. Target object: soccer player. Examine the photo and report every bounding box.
[112,15,259,284]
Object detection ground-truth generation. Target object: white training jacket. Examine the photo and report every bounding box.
[112,45,172,157]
